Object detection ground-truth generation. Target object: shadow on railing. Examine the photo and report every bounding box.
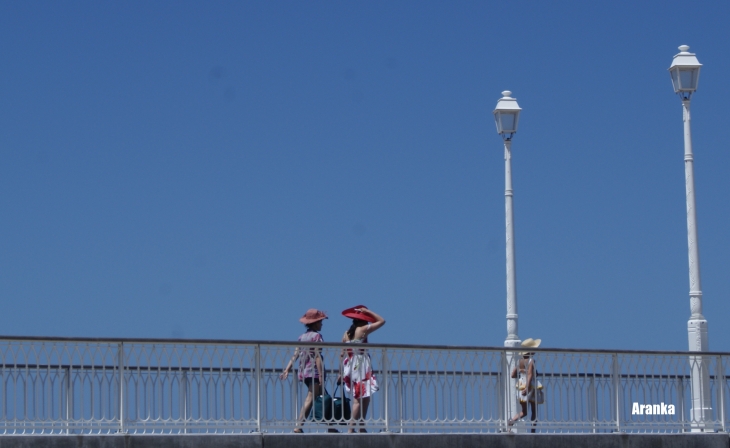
[0,336,726,434]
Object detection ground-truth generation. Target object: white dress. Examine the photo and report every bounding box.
[342,336,379,399]
[517,359,537,403]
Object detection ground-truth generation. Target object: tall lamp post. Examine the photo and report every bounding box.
[494,91,522,349]
[668,45,712,430]
[494,91,522,425]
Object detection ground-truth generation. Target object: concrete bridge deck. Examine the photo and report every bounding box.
[0,434,727,448]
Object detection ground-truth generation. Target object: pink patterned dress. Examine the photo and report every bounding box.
[296,330,324,382]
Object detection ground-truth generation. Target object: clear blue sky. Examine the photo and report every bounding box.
[1,1,729,351]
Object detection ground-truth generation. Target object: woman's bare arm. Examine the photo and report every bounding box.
[315,352,324,384]
[357,307,385,334]
[279,347,300,380]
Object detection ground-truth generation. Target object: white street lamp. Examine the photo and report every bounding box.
[669,45,712,430]
[494,91,522,428]
[493,90,522,349]
[669,45,701,100]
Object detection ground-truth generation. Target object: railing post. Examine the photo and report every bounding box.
[716,356,726,432]
[499,350,504,431]
[117,342,125,434]
[255,344,262,434]
[382,348,390,433]
[678,376,686,431]
[293,372,299,423]
[397,370,403,433]
[589,376,597,433]
[64,366,71,435]
[612,353,621,433]
[181,371,188,434]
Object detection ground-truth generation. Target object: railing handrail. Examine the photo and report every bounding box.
[0,334,726,357]
[0,362,713,381]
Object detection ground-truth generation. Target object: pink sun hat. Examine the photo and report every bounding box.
[299,309,328,324]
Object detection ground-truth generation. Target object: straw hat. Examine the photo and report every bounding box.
[341,305,377,323]
[299,309,328,324]
[520,338,541,355]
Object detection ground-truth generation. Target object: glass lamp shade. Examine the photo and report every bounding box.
[669,45,701,94]
[494,111,519,134]
[493,91,521,137]
[669,66,700,93]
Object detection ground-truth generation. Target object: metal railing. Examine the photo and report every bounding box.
[0,336,726,434]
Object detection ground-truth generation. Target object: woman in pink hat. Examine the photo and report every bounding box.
[339,305,385,433]
[280,309,328,433]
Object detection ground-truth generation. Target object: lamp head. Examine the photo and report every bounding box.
[493,91,522,141]
[669,45,701,100]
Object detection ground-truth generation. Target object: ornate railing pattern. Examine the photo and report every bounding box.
[0,336,725,434]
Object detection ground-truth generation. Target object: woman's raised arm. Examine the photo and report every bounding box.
[358,307,385,333]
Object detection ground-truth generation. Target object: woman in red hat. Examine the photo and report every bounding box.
[339,306,385,433]
[280,309,328,433]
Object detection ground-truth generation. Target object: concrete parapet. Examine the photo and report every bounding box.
[0,435,258,448]
[0,434,726,448]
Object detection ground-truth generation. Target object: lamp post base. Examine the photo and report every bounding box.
[504,338,522,428]
[688,318,713,431]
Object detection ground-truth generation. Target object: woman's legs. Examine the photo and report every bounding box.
[349,396,371,433]
[295,379,322,432]
[529,401,537,433]
[349,398,360,433]
[509,401,527,425]
[358,397,370,432]
[348,398,359,433]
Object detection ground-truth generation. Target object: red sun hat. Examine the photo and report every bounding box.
[299,309,328,324]
[341,305,376,323]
